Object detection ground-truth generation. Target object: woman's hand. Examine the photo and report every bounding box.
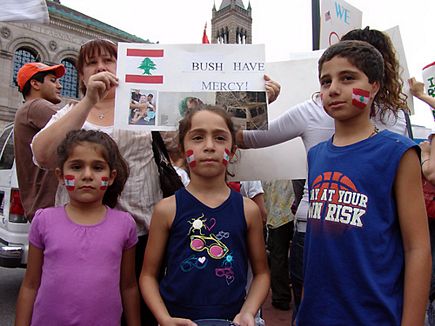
[265,74,281,104]
[85,71,119,104]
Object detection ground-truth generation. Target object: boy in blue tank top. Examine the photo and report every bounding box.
[140,105,270,326]
[296,40,431,325]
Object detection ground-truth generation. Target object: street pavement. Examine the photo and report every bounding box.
[0,267,25,326]
[262,290,292,325]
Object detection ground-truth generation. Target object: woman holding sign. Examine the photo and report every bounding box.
[31,38,162,325]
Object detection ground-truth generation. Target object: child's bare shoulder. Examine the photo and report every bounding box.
[153,195,177,226]
[155,196,176,213]
[242,196,261,221]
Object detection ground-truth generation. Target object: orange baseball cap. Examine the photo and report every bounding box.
[17,62,65,91]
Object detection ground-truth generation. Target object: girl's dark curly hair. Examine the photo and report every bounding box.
[57,129,129,208]
[341,27,408,121]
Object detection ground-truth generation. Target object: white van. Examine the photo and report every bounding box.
[0,123,29,267]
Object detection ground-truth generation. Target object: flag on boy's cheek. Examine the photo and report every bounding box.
[125,49,164,84]
[100,177,109,190]
[352,88,370,109]
[64,175,75,191]
[222,149,230,166]
[186,149,196,168]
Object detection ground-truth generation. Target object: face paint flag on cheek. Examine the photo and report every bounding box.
[352,88,370,109]
[186,149,196,168]
[100,176,109,190]
[64,175,75,191]
[222,148,230,166]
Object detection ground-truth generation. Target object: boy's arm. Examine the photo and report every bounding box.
[395,148,431,326]
[120,245,140,326]
[139,197,196,326]
[15,244,43,326]
[234,198,270,326]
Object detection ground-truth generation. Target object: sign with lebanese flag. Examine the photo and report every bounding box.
[115,43,266,131]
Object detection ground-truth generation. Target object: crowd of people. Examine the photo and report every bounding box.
[11,26,435,326]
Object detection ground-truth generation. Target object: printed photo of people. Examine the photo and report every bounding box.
[129,89,157,125]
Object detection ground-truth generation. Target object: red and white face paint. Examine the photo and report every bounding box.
[100,176,109,190]
[352,88,370,109]
[64,175,76,191]
[222,148,231,166]
[186,149,196,168]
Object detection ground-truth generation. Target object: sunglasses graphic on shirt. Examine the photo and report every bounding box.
[190,234,229,259]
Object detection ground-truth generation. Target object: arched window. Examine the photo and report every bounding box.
[12,47,38,87]
[60,58,79,98]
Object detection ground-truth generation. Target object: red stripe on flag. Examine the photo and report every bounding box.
[352,88,370,97]
[125,75,164,84]
[126,49,164,57]
[352,99,367,109]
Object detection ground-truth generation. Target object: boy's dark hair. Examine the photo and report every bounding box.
[341,27,408,118]
[20,71,50,99]
[57,129,129,208]
[178,104,236,154]
[319,40,384,113]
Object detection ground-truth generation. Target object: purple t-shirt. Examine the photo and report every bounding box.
[29,206,137,326]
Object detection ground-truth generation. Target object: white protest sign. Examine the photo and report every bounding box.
[319,0,362,49]
[115,43,266,131]
[422,62,435,99]
[229,52,323,181]
[384,26,414,114]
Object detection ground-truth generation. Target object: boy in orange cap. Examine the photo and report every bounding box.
[14,62,65,220]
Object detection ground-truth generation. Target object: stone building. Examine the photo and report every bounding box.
[211,0,252,45]
[0,0,149,128]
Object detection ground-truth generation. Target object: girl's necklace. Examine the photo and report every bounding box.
[369,126,379,137]
[98,112,105,120]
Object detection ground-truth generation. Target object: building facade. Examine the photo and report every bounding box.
[211,0,252,45]
[0,0,149,128]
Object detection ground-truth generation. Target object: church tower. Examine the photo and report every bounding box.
[211,0,252,44]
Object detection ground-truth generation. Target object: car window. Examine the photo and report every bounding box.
[0,126,14,169]
[234,109,246,118]
[250,108,258,118]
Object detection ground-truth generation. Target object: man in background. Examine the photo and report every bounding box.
[14,62,65,220]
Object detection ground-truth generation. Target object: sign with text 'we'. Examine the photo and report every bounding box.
[320,0,362,49]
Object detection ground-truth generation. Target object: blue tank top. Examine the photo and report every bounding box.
[298,130,418,325]
[160,188,248,321]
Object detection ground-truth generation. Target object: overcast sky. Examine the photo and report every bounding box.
[60,0,435,128]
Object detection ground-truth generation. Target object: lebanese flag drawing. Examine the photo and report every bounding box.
[125,49,164,84]
[100,176,109,190]
[186,149,196,168]
[352,88,370,109]
[222,148,230,166]
[64,175,75,191]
